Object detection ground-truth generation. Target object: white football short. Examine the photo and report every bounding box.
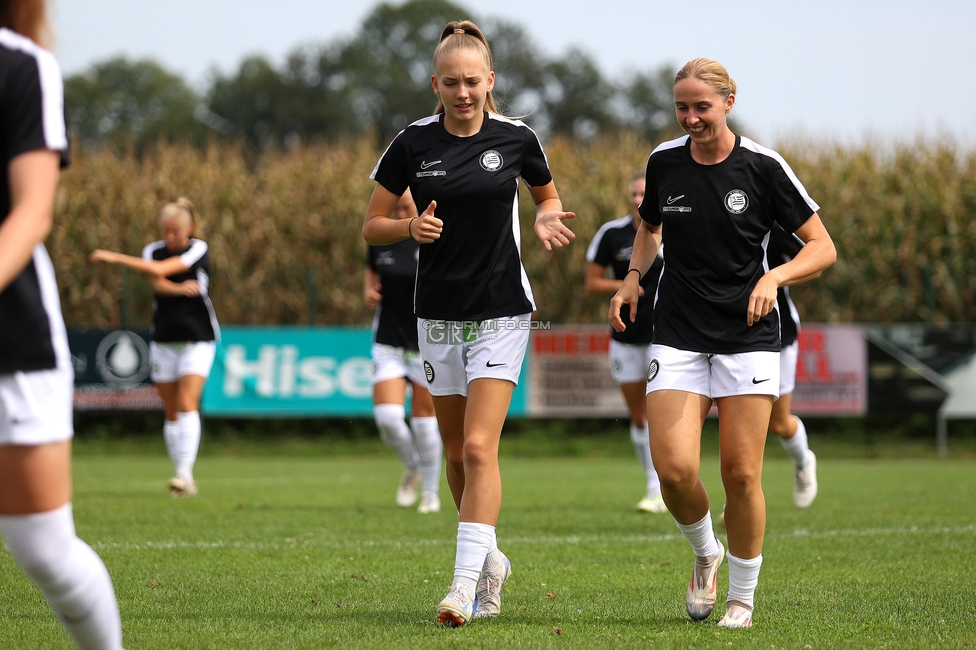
[417,314,530,397]
[645,344,780,399]
[780,340,799,396]
[150,341,216,383]
[609,339,653,384]
[0,365,74,445]
[371,343,427,386]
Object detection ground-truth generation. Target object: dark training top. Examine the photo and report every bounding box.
[371,113,552,321]
[767,225,805,347]
[585,215,664,345]
[0,29,70,373]
[369,238,420,350]
[640,134,818,354]
[142,240,220,343]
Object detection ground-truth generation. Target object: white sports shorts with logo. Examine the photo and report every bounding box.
[645,344,780,399]
[417,314,530,397]
[0,365,74,445]
[150,341,216,383]
[371,343,427,386]
[780,340,799,396]
[609,340,653,384]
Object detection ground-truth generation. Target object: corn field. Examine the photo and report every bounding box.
[55,135,975,330]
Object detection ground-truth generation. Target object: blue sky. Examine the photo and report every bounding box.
[54,0,976,144]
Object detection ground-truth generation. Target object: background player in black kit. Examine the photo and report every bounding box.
[363,20,575,627]
[365,189,443,514]
[585,173,666,513]
[91,198,219,498]
[611,58,835,628]
[0,2,123,647]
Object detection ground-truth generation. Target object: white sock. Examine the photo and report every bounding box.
[163,419,179,468]
[0,504,122,650]
[778,416,810,468]
[454,521,495,590]
[410,416,442,495]
[630,421,660,494]
[727,552,763,610]
[176,410,201,481]
[374,404,419,470]
[675,512,720,558]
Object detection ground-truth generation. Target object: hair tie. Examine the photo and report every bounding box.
[454,28,465,34]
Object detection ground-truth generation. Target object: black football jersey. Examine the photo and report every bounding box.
[143,240,220,343]
[586,215,664,344]
[371,113,552,321]
[767,225,805,346]
[0,29,70,373]
[640,134,818,354]
[369,238,420,350]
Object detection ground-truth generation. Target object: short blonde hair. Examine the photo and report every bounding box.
[674,58,736,99]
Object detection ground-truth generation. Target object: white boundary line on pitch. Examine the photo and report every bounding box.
[91,524,976,552]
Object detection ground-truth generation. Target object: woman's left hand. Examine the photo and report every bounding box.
[747,272,779,326]
[534,211,576,251]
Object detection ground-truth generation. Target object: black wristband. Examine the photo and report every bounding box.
[627,268,642,281]
[407,217,419,241]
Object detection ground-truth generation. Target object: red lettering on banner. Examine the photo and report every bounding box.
[797,329,831,380]
[533,330,610,356]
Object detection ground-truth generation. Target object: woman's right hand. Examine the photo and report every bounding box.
[410,201,443,244]
[609,273,641,333]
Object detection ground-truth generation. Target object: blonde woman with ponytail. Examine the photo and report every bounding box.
[364,20,576,627]
[1,1,123,647]
[92,197,220,498]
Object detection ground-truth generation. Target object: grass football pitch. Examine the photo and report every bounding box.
[1,438,974,649]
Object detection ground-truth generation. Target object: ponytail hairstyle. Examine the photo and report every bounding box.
[673,58,737,100]
[0,0,52,47]
[432,20,498,115]
[159,197,200,238]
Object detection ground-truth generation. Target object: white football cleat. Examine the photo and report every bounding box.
[793,451,818,509]
[395,468,421,508]
[417,491,441,514]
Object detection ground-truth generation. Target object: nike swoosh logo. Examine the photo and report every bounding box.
[420,160,442,170]
[752,377,770,384]
[666,195,685,204]
[486,361,506,368]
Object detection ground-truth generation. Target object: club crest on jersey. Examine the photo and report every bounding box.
[724,189,749,214]
[424,360,435,383]
[647,359,659,382]
[480,150,503,171]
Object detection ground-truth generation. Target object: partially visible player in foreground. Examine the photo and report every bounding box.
[364,20,575,627]
[366,189,443,514]
[0,2,123,646]
[91,198,219,497]
[585,174,666,513]
[611,58,835,628]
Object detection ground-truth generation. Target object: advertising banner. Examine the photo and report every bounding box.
[792,324,868,415]
[527,326,628,417]
[69,329,162,411]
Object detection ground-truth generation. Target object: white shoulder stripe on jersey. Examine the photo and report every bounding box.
[488,113,550,171]
[0,28,66,151]
[369,115,442,181]
[739,136,820,214]
[142,240,167,261]
[585,215,633,262]
[179,239,209,268]
[650,135,689,155]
